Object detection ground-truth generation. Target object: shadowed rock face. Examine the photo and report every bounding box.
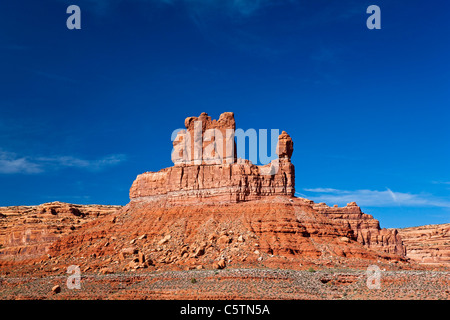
[129,160,296,204]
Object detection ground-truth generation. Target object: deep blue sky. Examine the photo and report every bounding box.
[1,0,449,228]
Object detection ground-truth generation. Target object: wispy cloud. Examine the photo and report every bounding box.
[58,0,279,16]
[0,150,126,174]
[299,187,450,208]
[0,151,42,174]
[36,154,127,171]
[432,181,450,185]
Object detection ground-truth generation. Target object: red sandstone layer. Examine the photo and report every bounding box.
[397,223,450,266]
[129,159,295,203]
[0,202,120,262]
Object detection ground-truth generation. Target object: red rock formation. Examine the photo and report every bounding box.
[314,202,406,257]
[129,112,404,258]
[48,112,407,272]
[397,223,450,266]
[48,196,408,275]
[277,131,294,159]
[132,112,295,203]
[129,159,295,204]
[0,202,120,262]
[0,112,410,274]
[172,112,236,165]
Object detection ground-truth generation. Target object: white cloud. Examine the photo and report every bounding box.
[0,150,126,174]
[298,187,450,208]
[0,151,42,174]
[36,154,127,170]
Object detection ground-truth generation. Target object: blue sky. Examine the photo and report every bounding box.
[0,0,449,228]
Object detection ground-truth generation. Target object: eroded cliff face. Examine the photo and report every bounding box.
[397,224,450,266]
[129,159,295,204]
[130,112,295,204]
[314,202,406,257]
[48,196,407,273]
[0,202,121,262]
[173,111,237,165]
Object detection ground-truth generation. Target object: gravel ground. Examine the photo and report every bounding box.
[0,268,448,300]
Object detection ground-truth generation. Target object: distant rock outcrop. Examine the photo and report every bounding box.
[314,202,406,257]
[397,223,450,266]
[0,202,121,262]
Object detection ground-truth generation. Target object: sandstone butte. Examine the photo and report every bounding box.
[0,112,448,272]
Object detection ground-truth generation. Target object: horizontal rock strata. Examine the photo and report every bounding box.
[0,202,121,262]
[0,112,412,270]
[130,159,295,204]
[48,197,407,274]
[131,112,295,203]
[397,223,450,266]
[313,201,406,257]
[128,112,406,260]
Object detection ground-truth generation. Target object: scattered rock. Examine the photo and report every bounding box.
[217,235,231,245]
[215,259,226,269]
[121,247,138,255]
[208,234,217,241]
[158,234,171,246]
[138,252,146,264]
[194,247,205,257]
[118,252,126,261]
[99,267,114,275]
[52,285,61,294]
[127,260,139,270]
